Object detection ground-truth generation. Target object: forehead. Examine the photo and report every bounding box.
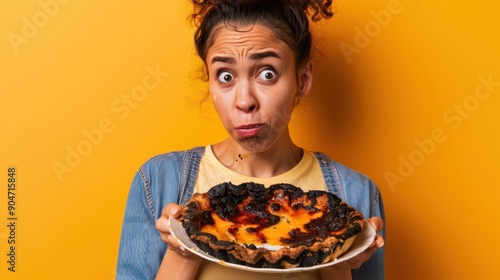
[206,24,294,61]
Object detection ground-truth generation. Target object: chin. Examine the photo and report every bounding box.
[237,138,272,153]
[238,135,286,154]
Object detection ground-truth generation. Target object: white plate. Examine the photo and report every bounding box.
[169,217,376,273]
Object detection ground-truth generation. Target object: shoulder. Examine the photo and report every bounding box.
[130,146,205,217]
[313,152,383,218]
[313,151,375,186]
[138,146,204,176]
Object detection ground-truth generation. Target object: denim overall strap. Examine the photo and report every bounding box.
[178,146,205,206]
[313,152,346,201]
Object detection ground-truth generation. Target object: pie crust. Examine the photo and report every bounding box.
[180,182,364,268]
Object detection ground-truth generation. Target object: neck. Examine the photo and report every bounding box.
[212,133,303,178]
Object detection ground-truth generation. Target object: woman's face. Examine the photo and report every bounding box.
[206,24,311,153]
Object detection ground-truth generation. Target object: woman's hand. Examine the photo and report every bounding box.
[320,217,385,280]
[155,203,197,259]
[155,203,202,280]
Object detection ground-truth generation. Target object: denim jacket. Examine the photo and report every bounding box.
[116,147,385,279]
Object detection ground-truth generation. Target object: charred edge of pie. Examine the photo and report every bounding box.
[181,182,364,268]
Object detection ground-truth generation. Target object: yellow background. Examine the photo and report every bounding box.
[1,0,499,279]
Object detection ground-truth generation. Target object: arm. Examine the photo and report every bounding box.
[320,171,386,280]
[350,189,386,280]
[320,217,385,280]
[155,250,202,280]
[154,204,202,280]
[116,173,169,280]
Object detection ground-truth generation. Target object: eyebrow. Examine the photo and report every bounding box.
[210,51,281,65]
[249,51,281,60]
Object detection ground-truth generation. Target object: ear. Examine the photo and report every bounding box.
[297,61,313,98]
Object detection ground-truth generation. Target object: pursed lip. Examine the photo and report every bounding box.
[234,123,264,137]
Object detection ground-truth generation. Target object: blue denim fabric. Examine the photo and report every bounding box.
[116,147,385,279]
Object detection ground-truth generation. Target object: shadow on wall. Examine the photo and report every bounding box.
[308,50,367,158]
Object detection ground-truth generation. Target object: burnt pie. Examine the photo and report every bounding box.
[180,182,364,268]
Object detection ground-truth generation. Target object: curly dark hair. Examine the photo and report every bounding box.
[190,0,334,69]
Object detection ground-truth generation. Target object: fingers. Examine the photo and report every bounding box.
[371,234,385,248]
[329,244,379,273]
[162,203,182,219]
[337,248,376,270]
[320,265,353,279]
[166,232,186,253]
[155,203,182,239]
[367,216,384,232]
[155,203,188,255]
[324,216,386,275]
[366,217,385,248]
[155,216,170,235]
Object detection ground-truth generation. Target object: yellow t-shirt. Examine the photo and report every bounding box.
[193,146,327,280]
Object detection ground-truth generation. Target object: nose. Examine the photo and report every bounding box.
[235,80,258,113]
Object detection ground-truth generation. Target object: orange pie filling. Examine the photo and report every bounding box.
[181,182,364,268]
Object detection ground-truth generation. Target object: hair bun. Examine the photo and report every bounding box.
[191,0,334,25]
[290,0,334,21]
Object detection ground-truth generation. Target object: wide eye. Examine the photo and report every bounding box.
[257,69,277,82]
[217,71,234,83]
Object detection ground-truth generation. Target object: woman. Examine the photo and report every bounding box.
[117,0,385,279]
